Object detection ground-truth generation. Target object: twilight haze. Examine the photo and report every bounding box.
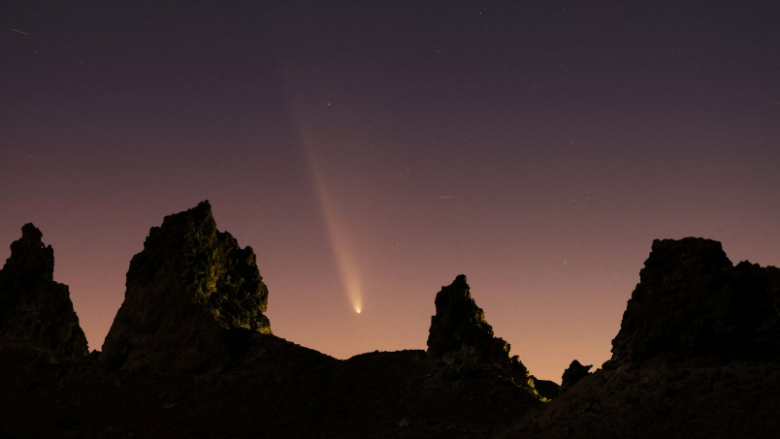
[1,1,779,382]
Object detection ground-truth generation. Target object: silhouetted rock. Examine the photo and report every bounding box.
[427,275,537,391]
[560,360,592,392]
[0,224,88,361]
[507,238,780,439]
[609,238,780,366]
[101,201,271,371]
[517,360,780,439]
[3,231,780,439]
[530,376,560,400]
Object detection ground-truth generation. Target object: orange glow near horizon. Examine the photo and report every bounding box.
[4,2,780,383]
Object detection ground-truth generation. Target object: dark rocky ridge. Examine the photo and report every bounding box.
[0,224,87,361]
[101,201,271,371]
[1,205,779,438]
[0,204,544,438]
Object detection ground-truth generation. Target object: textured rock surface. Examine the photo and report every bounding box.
[101,201,271,371]
[427,275,538,394]
[0,224,88,361]
[609,238,780,366]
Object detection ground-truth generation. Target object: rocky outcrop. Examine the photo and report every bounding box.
[0,224,88,361]
[101,201,271,371]
[4,229,780,438]
[507,238,780,439]
[427,275,537,392]
[560,360,591,392]
[609,238,780,366]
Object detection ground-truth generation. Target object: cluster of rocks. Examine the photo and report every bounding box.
[1,202,779,438]
[0,202,547,438]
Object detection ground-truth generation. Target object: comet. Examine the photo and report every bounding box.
[305,145,364,315]
[12,29,30,36]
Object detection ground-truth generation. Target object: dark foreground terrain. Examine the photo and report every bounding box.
[1,202,778,438]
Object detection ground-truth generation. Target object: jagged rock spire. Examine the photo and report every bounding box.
[0,224,88,360]
[427,275,535,389]
[428,275,505,362]
[101,201,271,371]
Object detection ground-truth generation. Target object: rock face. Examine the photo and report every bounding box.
[609,238,780,366]
[0,224,88,360]
[101,201,271,371]
[427,275,534,388]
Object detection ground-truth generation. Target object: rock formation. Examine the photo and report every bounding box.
[3,225,780,438]
[101,201,271,371]
[0,224,88,361]
[507,238,780,439]
[560,360,591,392]
[609,238,780,366]
[427,275,536,391]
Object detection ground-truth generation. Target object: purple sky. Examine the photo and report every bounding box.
[2,1,779,381]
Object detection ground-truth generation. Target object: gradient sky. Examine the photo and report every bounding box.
[2,1,779,382]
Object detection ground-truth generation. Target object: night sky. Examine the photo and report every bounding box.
[2,1,780,382]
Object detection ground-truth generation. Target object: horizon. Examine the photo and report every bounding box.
[1,207,776,382]
[2,1,780,383]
